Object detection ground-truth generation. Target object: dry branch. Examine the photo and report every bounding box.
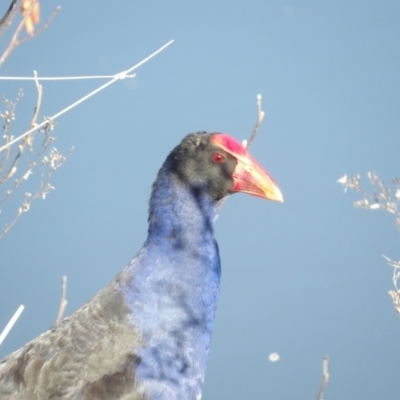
[55,275,68,325]
[0,1,60,68]
[338,172,400,315]
[0,39,174,153]
[0,305,24,346]
[246,93,265,150]
[0,70,71,239]
[316,355,330,400]
[0,40,174,238]
[0,0,17,28]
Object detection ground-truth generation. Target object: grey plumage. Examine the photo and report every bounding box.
[0,270,144,400]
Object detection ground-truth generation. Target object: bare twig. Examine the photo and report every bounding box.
[0,39,174,153]
[0,145,73,239]
[0,0,17,28]
[338,172,400,223]
[55,275,67,325]
[0,71,42,189]
[0,90,25,185]
[0,2,60,68]
[316,355,330,400]
[338,171,400,315]
[384,255,400,315]
[0,0,38,66]
[0,0,20,36]
[0,304,24,346]
[0,41,173,238]
[19,5,60,44]
[31,70,42,128]
[246,93,265,150]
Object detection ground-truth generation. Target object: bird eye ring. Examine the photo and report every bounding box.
[212,153,225,163]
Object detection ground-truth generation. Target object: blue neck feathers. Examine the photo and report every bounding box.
[121,161,221,400]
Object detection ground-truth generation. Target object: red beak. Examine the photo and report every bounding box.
[211,134,284,202]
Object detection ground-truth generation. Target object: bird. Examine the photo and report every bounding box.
[0,132,283,400]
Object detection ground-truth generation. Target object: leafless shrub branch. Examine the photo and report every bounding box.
[0,40,174,154]
[316,355,330,400]
[0,1,60,68]
[19,5,60,45]
[0,66,73,239]
[0,0,17,28]
[0,18,172,238]
[246,93,265,150]
[338,171,400,315]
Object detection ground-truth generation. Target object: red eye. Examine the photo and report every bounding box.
[212,152,225,163]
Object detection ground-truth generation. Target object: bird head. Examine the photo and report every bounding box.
[168,132,283,202]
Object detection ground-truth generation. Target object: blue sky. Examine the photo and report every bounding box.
[1,1,400,398]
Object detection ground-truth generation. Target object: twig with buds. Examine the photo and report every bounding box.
[338,171,400,315]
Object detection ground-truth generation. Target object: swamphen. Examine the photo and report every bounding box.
[0,132,283,400]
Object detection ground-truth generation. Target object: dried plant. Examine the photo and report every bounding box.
[0,2,172,240]
[338,171,400,315]
[0,40,174,240]
[0,85,72,239]
[0,1,67,239]
[0,1,175,345]
[316,355,329,400]
[0,1,60,68]
[0,1,17,28]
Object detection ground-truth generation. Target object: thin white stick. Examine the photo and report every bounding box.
[55,275,68,325]
[0,304,24,346]
[0,74,136,81]
[0,39,174,153]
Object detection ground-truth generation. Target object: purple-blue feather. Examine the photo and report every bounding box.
[121,158,221,399]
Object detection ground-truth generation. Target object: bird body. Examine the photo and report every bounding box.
[0,132,282,399]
